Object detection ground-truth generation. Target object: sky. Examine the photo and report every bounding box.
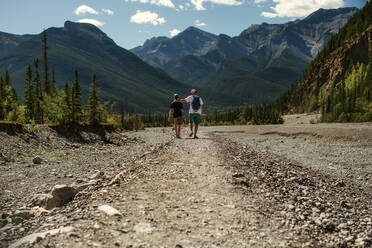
[0,0,368,50]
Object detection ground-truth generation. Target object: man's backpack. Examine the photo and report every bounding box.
[192,96,201,111]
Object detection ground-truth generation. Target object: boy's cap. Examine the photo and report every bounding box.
[190,89,197,93]
[174,93,179,99]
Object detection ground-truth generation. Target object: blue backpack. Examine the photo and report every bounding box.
[192,96,201,111]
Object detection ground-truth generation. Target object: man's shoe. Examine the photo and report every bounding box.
[193,136,199,139]
[189,132,193,137]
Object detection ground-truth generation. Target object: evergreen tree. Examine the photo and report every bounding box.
[71,69,82,124]
[63,81,72,124]
[24,65,35,122]
[33,58,43,123]
[42,31,50,95]
[51,66,57,95]
[86,73,101,125]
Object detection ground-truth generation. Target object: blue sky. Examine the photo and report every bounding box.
[0,0,368,49]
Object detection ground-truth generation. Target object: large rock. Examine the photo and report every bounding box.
[9,226,74,248]
[30,194,55,210]
[51,184,78,208]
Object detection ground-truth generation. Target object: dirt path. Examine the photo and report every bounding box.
[2,126,372,247]
[36,131,288,247]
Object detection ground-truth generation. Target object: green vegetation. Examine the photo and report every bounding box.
[0,69,20,121]
[0,32,144,130]
[321,63,372,122]
[270,1,372,123]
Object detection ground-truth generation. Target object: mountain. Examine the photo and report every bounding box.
[0,32,34,58]
[131,27,219,68]
[0,21,190,112]
[131,7,358,105]
[274,2,372,121]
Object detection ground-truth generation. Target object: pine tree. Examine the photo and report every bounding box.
[51,66,57,95]
[71,69,82,124]
[86,73,100,125]
[63,81,72,124]
[24,65,35,122]
[42,31,50,95]
[33,58,43,123]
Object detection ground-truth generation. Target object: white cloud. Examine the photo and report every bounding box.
[125,0,175,8]
[190,0,243,11]
[169,28,181,37]
[261,11,277,18]
[77,19,104,27]
[102,9,114,16]
[254,0,266,3]
[195,19,206,26]
[261,0,344,18]
[130,10,166,25]
[74,5,99,16]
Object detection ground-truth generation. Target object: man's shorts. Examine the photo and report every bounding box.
[189,113,201,125]
[174,116,183,125]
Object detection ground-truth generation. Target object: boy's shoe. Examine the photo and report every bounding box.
[193,136,199,139]
[176,135,181,139]
[189,132,193,137]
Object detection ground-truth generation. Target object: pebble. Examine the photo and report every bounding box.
[98,205,122,217]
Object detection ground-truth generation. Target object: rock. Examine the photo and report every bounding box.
[50,184,78,208]
[133,223,153,234]
[30,194,54,210]
[32,157,42,164]
[98,205,122,217]
[9,226,74,248]
[12,210,31,220]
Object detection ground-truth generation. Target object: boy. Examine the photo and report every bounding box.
[168,94,183,138]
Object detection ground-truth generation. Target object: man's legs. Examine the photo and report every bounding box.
[193,114,200,138]
[194,125,199,138]
[189,114,194,137]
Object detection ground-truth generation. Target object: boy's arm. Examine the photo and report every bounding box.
[168,108,173,122]
[179,99,187,103]
[200,104,203,118]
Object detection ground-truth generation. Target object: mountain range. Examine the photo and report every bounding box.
[0,7,359,112]
[132,7,357,104]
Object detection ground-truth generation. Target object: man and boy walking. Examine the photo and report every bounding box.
[168,89,204,139]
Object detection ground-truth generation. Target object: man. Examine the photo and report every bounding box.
[180,89,204,139]
[168,93,183,138]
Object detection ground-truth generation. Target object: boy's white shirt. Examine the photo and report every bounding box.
[185,95,204,114]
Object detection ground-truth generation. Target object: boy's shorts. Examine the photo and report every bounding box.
[189,113,200,125]
[174,116,183,125]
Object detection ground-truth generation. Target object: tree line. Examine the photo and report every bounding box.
[0,31,144,130]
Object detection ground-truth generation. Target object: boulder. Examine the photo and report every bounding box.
[30,194,55,210]
[51,184,78,208]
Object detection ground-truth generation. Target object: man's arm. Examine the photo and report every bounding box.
[200,104,203,117]
[168,108,173,122]
[179,99,187,103]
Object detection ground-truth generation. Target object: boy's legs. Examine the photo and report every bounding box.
[193,114,200,138]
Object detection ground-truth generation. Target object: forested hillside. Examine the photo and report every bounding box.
[274,1,372,122]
